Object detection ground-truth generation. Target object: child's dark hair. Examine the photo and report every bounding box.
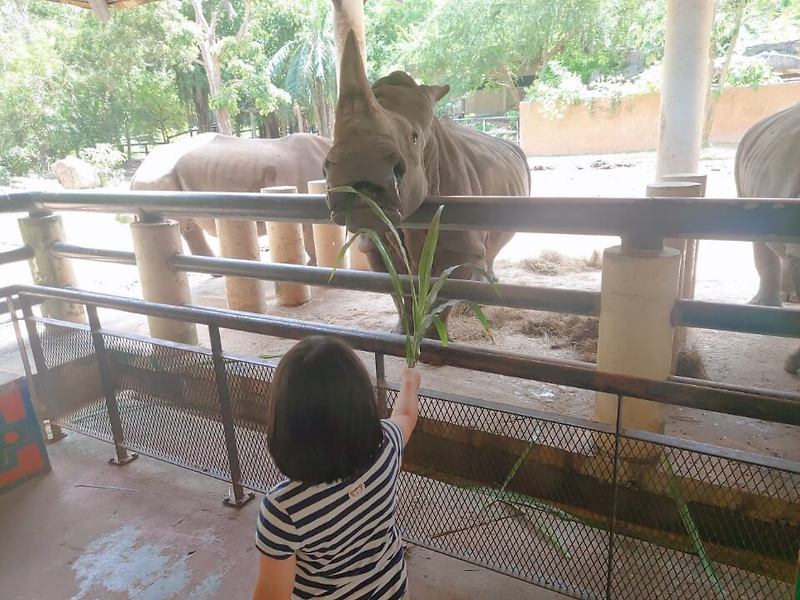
[266,336,382,484]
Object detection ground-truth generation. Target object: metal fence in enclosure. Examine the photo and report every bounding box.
[5,286,798,600]
[452,115,520,144]
[1,189,800,598]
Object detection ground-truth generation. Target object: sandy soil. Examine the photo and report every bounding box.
[1,145,798,461]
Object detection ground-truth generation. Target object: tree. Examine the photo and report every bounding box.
[189,0,252,135]
[267,0,336,137]
[401,0,606,103]
[364,0,433,81]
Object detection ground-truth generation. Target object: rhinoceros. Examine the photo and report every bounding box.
[130,132,332,264]
[735,101,800,373]
[324,32,530,331]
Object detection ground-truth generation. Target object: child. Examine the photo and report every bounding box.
[253,336,421,600]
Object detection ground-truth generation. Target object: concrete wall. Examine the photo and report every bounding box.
[520,82,800,156]
[463,88,518,115]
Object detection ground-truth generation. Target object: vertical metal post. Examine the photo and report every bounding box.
[605,394,623,600]
[375,352,387,417]
[8,297,49,444]
[87,305,137,465]
[209,324,255,508]
[19,297,66,443]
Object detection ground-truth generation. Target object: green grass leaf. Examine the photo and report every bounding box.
[465,300,494,342]
[432,314,448,347]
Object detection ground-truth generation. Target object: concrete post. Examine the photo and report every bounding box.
[308,180,348,269]
[215,217,264,314]
[17,213,85,323]
[130,219,197,344]
[594,245,681,434]
[655,0,715,178]
[646,181,703,364]
[332,0,366,87]
[261,186,311,307]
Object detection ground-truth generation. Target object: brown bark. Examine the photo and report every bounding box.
[703,0,748,144]
[190,0,251,136]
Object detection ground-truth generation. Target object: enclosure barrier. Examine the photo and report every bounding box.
[1,190,799,598]
[3,284,797,600]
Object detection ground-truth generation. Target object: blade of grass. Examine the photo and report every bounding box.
[661,454,727,599]
[465,300,494,342]
[432,315,448,346]
[416,205,444,320]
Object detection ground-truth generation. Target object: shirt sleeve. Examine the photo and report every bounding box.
[381,419,404,459]
[255,494,301,559]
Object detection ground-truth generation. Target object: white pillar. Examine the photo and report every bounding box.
[655,0,715,178]
[332,0,366,85]
[308,180,348,269]
[594,246,681,434]
[130,220,197,345]
[261,186,311,307]
[18,214,85,323]
[216,219,265,314]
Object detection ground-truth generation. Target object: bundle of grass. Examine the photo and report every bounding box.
[520,250,602,276]
[330,186,494,367]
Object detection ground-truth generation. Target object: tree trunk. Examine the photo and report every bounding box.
[193,81,211,133]
[702,0,748,144]
[293,104,305,133]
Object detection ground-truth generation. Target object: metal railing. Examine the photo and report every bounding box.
[3,285,797,600]
[3,189,800,240]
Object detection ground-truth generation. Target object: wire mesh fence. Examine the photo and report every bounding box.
[27,318,800,600]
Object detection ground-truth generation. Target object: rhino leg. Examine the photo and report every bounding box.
[302,223,317,266]
[749,242,783,306]
[782,250,800,304]
[179,218,216,257]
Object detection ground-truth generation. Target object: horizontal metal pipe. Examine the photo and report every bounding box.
[170,254,601,316]
[34,245,800,337]
[674,299,800,338]
[0,245,34,265]
[50,242,137,265]
[7,283,799,426]
[3,190,800,242]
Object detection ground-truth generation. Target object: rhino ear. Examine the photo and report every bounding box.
[423,84,450,103]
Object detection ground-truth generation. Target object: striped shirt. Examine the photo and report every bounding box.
[256,420,407,599]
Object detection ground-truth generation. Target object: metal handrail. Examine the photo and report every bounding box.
[0,245,34,266]
[48,243,800,338]
[4,283,799,427]
[3,190,800,241]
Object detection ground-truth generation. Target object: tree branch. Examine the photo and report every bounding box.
[236,0,252,43]
[190,0,209,33]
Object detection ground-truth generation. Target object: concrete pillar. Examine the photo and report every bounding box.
[308,180,348,269]
[660,173,707,303]
[646,181,703,363]
[216,219,265,314]
[594,245,681,434]
[261,186,311,307]
[655,0,715,178]
[17,213,85,323]
[130,219,197,344]
[332,0,366,87]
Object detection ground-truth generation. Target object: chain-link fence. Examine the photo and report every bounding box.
[22,317,800,600]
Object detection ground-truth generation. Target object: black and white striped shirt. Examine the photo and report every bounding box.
[256,420,407,599]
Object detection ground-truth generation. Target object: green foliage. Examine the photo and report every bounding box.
[365,0,433,81]
[79,144,126,185]
[725,57,781,88]
[267,0,336,135]
[330,187,494,367]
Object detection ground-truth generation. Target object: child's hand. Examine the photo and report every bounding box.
[402,368,420,393]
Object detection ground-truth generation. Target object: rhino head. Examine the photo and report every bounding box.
[324,31,449,232]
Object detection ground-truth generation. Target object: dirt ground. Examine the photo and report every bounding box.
[1,145,798,461]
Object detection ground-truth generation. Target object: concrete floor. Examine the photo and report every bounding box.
[0,433,567,600]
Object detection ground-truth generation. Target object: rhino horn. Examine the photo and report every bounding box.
[337,30,379,115]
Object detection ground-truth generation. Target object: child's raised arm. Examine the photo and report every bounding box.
[390,368,420,447]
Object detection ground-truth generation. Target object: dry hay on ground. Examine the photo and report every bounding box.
[450,306,708,378]
[518,250,602,276]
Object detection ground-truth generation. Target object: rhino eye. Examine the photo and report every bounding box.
[411,132,419,145]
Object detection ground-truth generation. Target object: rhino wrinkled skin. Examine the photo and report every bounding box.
[735,101,800,373]
[131,132,331,264]
[324,32,530,332]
